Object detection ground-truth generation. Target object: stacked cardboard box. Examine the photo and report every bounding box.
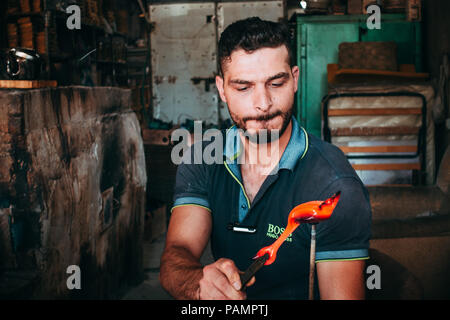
[18,17,34,49]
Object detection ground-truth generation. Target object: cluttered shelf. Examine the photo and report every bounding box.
[3,0,131,86]
[6,8,128,38]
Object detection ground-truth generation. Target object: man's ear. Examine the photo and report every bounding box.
[215,75,227,103]
[291,66,300,93]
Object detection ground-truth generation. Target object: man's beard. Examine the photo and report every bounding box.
[229,107,293,144]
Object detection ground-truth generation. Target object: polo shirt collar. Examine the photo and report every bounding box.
[224,117,308,173]
[279,116,308,171]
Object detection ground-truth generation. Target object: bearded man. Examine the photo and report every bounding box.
[159,17,371,300]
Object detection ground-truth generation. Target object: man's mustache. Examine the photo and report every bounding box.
[242,110,282,122]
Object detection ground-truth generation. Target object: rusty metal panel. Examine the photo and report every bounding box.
[217,1,284,35]
[150,3,219,125]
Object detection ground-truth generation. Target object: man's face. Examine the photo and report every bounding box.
[216,45,299,140]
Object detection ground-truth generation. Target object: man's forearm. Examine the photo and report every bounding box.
[159,245,204,300]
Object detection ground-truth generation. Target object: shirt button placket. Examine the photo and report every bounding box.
[238,190,249,222]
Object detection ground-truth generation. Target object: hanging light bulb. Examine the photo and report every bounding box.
[300,1,307,9]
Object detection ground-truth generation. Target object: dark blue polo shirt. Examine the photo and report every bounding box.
[172,117,371,299]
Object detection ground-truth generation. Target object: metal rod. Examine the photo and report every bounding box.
[78,48,96,62]
[308,224,317,300]
[239,254,269,291]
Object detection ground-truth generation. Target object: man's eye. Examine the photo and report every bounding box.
[237,87,248,91]
[271,82,284,87]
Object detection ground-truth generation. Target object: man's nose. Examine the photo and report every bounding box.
[253,85,273,112]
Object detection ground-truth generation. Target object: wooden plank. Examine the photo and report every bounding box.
[328,108,422,116]
[331,126,420,136]
[334,67,429,79]
[351,163,421,171]
[339,145,418,154]
[0,80,57,88]
[327,63,429,84]
[142,129,172,146]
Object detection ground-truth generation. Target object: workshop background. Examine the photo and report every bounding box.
[0,0,449,299]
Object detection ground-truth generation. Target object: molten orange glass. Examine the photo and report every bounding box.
[254,191,341,266]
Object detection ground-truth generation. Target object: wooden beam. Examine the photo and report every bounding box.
[328,108,422,116]
[142,129,172,146]
[339,145,418,153]
[0,80,57,88]
[351,163,421,171]
[331,126,420,136]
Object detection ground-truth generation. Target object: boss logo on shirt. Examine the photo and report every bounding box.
[266,224,293,242]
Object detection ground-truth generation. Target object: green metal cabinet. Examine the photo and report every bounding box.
[295,14,423,138]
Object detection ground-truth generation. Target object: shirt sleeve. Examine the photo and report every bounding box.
[314,176,372,262]
[171,142,211,212]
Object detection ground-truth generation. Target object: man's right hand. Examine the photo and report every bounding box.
[160,205,255,300]
[198,258,255,300]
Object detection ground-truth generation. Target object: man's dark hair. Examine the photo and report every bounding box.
[217,17,293,75]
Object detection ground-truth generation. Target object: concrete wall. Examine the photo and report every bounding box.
[0,86,147,299]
